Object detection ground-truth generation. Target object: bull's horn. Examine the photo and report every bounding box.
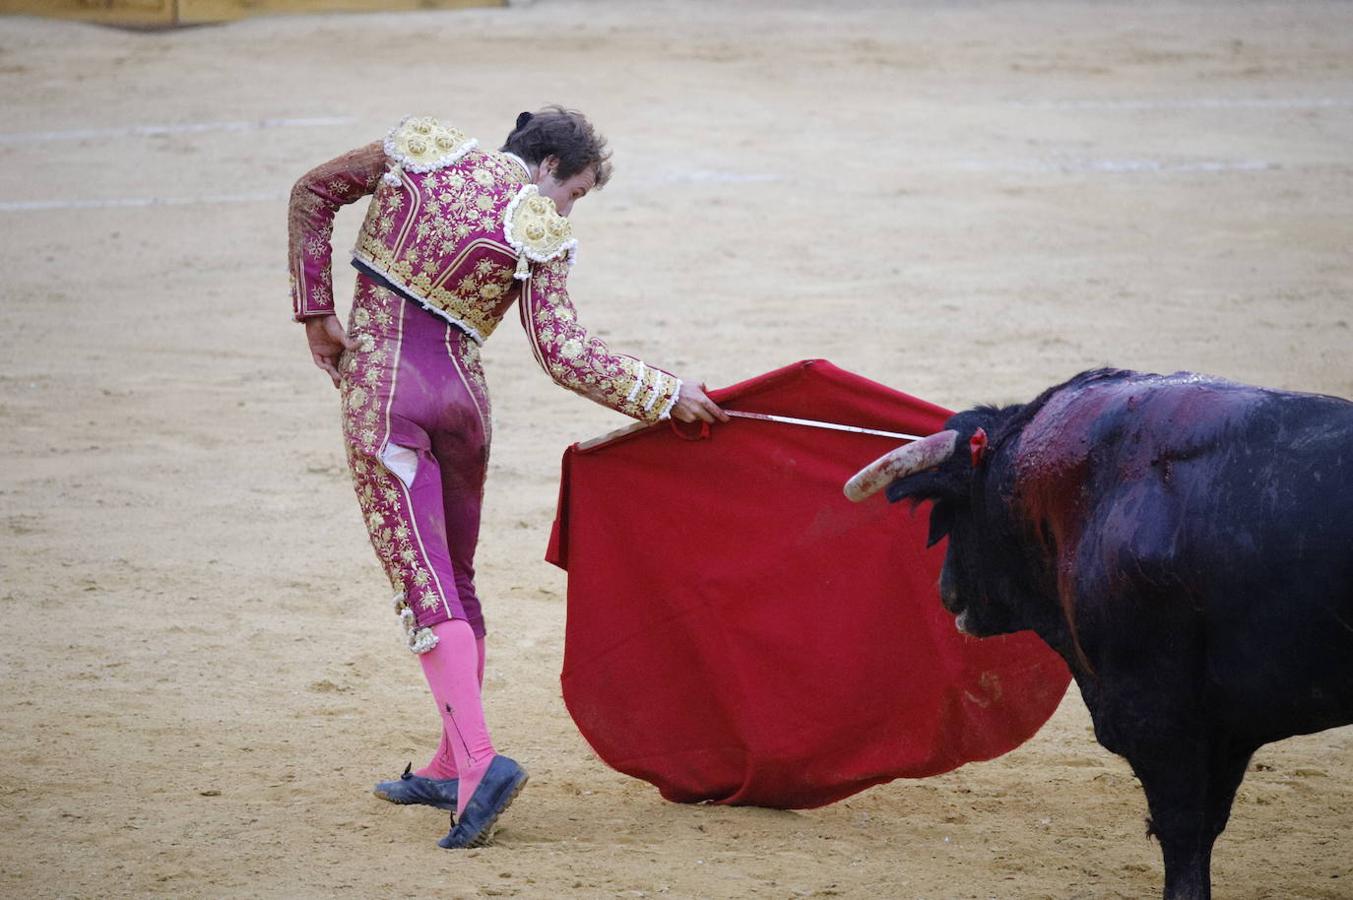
[843,430,959,502]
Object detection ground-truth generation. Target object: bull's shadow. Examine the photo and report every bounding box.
[847,367,1353,900]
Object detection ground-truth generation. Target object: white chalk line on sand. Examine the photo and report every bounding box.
[0,116,355,144]
[1008,97,1353,111]
[955,158,1277,174]
[658,169,783,184]
[0,191,287,212]
[0,170,783,212]
[0,154,1291,211]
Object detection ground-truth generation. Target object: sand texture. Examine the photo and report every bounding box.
[1,1,1350,896]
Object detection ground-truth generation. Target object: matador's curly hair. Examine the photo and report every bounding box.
[500,105,613,189]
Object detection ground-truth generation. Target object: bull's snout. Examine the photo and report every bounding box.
[953,611,972,635]
[937,560,973,634]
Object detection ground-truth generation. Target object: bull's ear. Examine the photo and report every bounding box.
[926,500,954,548]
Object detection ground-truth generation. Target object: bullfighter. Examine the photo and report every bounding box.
[287,106,726,848]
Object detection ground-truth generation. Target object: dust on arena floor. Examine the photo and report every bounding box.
[0,1,1349,897]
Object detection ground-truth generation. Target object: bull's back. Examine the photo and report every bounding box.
[1014,372,1353,738]
[1186,391,1353,737]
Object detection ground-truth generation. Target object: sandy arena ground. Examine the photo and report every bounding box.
[1,1,1351,896]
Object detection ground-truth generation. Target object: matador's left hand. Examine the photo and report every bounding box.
[304,314,358,388]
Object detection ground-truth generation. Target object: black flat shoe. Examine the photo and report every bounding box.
[373,763,459,812]
[437,756,528,849]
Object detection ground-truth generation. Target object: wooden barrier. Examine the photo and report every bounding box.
[1,0,174,27]
[0,0,502,27]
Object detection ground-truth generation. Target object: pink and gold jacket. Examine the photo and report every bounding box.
[288,115,682,422]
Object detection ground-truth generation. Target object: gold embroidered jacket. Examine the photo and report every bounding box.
[288,116,682,422]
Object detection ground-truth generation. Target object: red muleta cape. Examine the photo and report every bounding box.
[547,360,1070,809]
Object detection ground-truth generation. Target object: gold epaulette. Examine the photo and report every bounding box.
[381,115,477,185]
[503,185,577,280]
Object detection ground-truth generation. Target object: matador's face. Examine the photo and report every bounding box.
[534,157,596,218]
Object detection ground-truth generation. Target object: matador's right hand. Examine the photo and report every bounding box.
[304,314,359,388]
[671,380,730,425]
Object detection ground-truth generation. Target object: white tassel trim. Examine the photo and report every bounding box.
[394,590,441,655]
[659,378,682,421]
[408,627,440,655]
[643,375,663,413]
[627,362,646,404]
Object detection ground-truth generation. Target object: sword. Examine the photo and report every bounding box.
[725,410,924,442]
[577,410,924,452]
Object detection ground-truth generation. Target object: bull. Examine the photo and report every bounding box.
[845,368,1353,900]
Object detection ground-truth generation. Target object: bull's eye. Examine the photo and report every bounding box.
[927,501,955,549]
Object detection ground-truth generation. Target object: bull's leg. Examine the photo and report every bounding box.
[1202,744,1254,854]
[1126,741,1252,900]
[1126,747,1213,900]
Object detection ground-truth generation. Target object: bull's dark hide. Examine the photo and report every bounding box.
[881,368,1352,900]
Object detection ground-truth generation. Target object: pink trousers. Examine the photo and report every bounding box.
[338,275,499,797]
[339,275,492,644]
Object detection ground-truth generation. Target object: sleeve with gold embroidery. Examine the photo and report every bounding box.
[519,256,682,423]
[287,141,386,321]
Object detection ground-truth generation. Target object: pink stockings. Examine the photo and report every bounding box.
[415,632,486,780]
[414,619,496,817]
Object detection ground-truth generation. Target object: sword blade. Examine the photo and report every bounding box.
[725,410,923,442]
